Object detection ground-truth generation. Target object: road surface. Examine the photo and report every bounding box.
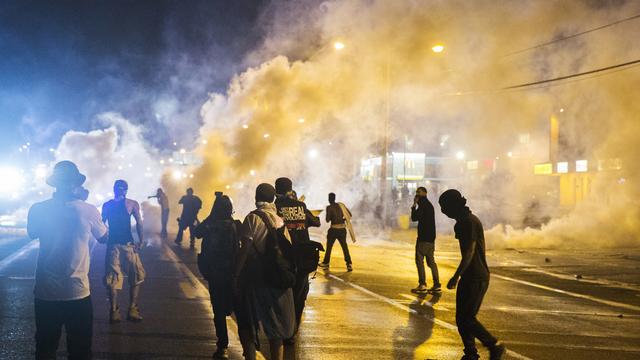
[1,227,639,359]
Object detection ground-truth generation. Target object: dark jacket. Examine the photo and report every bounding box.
[275,196,320,246]
[410,197,436,243]
[194,218,241,278]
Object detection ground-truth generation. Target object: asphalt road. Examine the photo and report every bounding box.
[1,227,639,360]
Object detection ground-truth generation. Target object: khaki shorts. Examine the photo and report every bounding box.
[104,244,145,290]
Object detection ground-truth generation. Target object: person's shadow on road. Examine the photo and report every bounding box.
[392,292,441,360]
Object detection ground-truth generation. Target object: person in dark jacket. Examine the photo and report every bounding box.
[175,188,202,248]
[410,186,440,294]
[274,177,320,345]
[194,193,241,360]
[439,189,505,360]
[319,192,354,271]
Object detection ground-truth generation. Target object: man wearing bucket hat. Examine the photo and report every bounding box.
[28,160,108,360]
[101,179,146,323]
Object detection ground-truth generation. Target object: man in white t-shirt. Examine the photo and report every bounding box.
[27,161,108,360]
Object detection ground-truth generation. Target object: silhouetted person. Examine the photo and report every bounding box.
[235,183,295,360]
[319,193,354,271]
[439,189,505,360]
[194,193,241,360]
[28,161,108,360]
[148,188,169,237]
[410,186,440,294]
[175,187,202,248]
[274,177,321,344]
[101,180,145,323]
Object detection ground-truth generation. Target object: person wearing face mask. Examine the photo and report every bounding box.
[439,189,505,360]
[101,179,146,324]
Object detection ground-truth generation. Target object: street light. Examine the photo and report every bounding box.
[334,41,345,50]
[432,44,445,53]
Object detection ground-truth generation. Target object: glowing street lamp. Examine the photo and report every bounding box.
[455,151,465,160]
[432,44,445,53]
[333,41,345,50]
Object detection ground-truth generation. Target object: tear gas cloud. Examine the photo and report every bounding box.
[168,0,640,249]
[36,0,639,250]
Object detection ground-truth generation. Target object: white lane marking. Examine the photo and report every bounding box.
[506,340,640,353]
[0,239,39,273]
[505,259,640,292]
[399,293,451,311]
[490,305,639,318]
[493,274,640,313]
[162,243,267,360]
[327,274,534,360]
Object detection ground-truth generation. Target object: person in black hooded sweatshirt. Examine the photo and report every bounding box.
[194,193,242,360]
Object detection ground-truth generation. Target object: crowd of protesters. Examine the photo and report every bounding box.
[27,160,505,360]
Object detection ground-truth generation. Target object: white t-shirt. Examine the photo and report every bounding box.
[27,196,107,301]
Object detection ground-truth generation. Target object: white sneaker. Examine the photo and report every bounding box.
[411,284,428,293]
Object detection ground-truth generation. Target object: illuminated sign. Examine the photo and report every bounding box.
[556,162,568,174]
[576,160,588,173]
[534,163,553,175]
[467,160,478,170]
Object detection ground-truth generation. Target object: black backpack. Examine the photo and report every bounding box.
[197,219,240,279]
[293,240,325,274]
[252,211,296,289]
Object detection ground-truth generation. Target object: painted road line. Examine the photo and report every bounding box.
[493,274,640,313]
[490,305,640,318]
[162,243,267,360]
[327,274,534,360]
[0,239,39,273]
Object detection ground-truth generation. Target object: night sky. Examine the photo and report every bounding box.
[0,0,268,161]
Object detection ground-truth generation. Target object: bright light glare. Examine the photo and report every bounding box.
[455,151,465,160]
[249,169,256,176]
[432,44,445,53]
[201,140,208,145]
[0,167,24,196]
[34,165,48,178]
[263,133,270,139]
[507,151,513,158]
[180,148,186,154]
[334,41,345,50]
[172,170,183,180]
[298,118,305,123]
[308,149,319,159]
[242,124,249,129]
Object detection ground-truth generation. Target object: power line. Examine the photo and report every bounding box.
[503,58,640,90]
[504,13,640,57]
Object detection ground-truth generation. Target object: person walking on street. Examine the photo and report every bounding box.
[319,193,354,271]
[439,189,505,360]
[148,188,169,237]
[274,177,321,344]
[235,183,296,360]
[410,186,440,294]
[194,192,242,360]
[27,161,108,360]
[101,180,146,323]
[175,188,202,248]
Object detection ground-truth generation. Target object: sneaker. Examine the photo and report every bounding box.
[428,284,442,293]
[489,342,506,360]
[346,264,353,272]
[109,307,121,324]
[318,262,329,269]
[411,284,428,294]
[127,305,143,322]
[212,347,229,359]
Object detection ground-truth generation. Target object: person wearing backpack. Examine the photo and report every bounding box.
[274,177,322,345]
[235,183,295,360]
[194,192,241,360]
